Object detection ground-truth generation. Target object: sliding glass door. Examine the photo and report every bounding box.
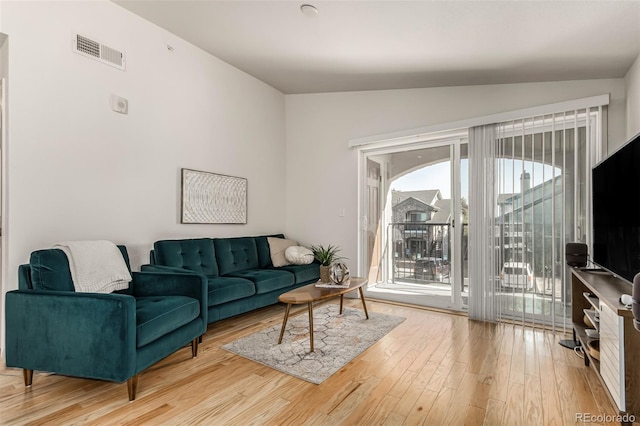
[469,108,603,329]
[355,97,606,327]
[360,136,468,311]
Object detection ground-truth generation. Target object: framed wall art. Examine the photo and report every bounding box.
[181,168,247,224]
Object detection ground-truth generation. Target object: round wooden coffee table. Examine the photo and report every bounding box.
[277,277,369,352]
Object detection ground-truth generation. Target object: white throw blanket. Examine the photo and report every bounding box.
[53,240,132,293]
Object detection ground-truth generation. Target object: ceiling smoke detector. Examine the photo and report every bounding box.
[300,4,318,17]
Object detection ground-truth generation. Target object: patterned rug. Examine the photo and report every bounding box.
[222,304,405,384]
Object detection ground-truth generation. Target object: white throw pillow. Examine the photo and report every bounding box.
[285,246,314,265]
[267,237,298,267]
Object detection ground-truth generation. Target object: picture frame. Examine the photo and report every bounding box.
[181,168,247,224]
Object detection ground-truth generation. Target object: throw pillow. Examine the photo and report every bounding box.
[285,246,314,265]
[267,237,298,267]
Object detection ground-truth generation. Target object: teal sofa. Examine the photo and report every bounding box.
[143,235,320,324]
[5,246,207,400]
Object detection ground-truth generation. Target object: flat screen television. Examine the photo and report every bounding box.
[592,131,640,283]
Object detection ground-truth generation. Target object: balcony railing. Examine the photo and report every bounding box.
[389,222,451,285]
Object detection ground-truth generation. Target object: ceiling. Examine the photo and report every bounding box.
[115,1,640,94]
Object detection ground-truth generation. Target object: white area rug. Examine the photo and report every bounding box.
[222,304,405,384]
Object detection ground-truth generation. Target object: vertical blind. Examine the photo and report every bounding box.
[469,107,604,330]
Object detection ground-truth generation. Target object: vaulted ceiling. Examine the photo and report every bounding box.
[115,1,640,94]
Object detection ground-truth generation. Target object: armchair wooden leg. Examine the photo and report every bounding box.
[23,369,33,387]
[127,375,138,401]
[191,338,199,358]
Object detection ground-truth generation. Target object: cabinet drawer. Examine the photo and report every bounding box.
[600,305,620,349]
[599,302,625,411]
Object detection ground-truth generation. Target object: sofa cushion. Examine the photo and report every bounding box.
[275,263,320,284]
[285,246,314,265]
[267,237,298,267]
[227,269,295,294]
[214,238,260,275]
[135,295,200,347]
[206,276,256,306]
[154,238,218,276]
[30,249,75,291]
[255,234,285,268]
[18,265,32,291]
[29,246,131,292]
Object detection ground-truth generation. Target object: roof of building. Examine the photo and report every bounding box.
[391,190,453,223]
[391,189,441,206]
[394,196,438,212]
[497,193,516,205]
[430,199,452,223]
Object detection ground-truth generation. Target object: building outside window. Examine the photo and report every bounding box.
[390,189,460,284]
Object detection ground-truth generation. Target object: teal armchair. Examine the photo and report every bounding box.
[4,246,207,400]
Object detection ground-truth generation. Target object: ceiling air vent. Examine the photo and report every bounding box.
[72,33,126,71]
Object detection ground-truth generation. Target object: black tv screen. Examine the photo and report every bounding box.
[592,132,640,283]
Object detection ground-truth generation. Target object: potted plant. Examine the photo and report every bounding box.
[312,244,344,283]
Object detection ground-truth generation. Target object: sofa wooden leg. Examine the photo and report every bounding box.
[23,369,33,387]
[127,375,138,401]
[199,335,203,344]
[191,338,199,358]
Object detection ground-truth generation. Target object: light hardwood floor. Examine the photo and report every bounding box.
[0,299,620,425]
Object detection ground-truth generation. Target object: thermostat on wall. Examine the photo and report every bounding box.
[110,94,128,114]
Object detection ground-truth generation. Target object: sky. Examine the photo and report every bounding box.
[391,161,466,199]
[391,159,559,197]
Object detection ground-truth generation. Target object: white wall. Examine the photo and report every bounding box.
[0,34,7,78]
[0,33,7,358]
[626,54,640,140]
[0,1,286,289]
[285,79,627,271]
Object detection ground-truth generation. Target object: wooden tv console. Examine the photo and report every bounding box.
[571,268,640,417]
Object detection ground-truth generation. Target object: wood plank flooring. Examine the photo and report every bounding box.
[0,299,620,425]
